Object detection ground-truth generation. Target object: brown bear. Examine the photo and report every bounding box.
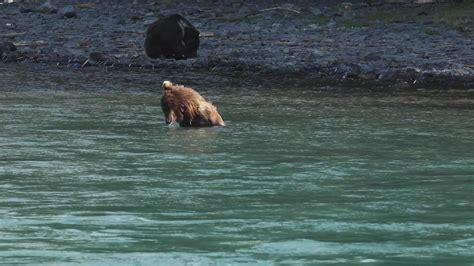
[161,81,225,127]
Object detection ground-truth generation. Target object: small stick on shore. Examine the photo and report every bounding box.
[77,3,96,9]
[199,32,215,38]
[0,32,27,38]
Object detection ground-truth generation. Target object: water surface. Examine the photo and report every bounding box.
[1,65,473,264]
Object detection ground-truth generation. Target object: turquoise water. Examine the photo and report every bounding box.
[1,66,473,264]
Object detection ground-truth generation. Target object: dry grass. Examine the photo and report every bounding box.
[336,1,474,34]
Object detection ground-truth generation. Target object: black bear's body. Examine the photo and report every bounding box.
[144,14,200,60]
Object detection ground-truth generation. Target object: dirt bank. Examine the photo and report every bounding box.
[1,0,473,87]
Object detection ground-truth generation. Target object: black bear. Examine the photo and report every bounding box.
[144,14,200,60]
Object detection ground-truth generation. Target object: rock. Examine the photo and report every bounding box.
[406,67,422,75]
[326,21,337,28]
[448,67,473,77]
[309,7,322,16]
[114,16,126,25]
[0,42,17,53]
[38,0,57,14]
[40,47,54,55]
[341,2,353,19]
[130,15,142,21]
[59,5,76,18]
[378,69,399,81]
[364,52,383,61]
[237,6,251,16]
[312,49,326,56]
[0,42,18,61]
[19,6,34,13]
[89,52,104,62]
[341,2,352,9]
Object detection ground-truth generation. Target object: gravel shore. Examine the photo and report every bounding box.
[1,0,473,87]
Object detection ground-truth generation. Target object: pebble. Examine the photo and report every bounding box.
[0,42,17,53]
[89,52,104,62]
[58,5,76,18]
[38,0,57,14]
[0,41,18,61]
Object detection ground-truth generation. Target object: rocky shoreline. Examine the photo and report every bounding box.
[1,0,473,87]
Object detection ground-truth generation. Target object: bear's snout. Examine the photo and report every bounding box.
[165,110,177,125]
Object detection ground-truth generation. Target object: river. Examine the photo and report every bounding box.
[1,65,473,264]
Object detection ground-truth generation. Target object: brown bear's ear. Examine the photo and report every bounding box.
[162,80,173,90]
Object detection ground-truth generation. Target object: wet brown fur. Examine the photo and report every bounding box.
[161,81,225,127]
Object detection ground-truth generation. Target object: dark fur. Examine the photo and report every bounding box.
[145,14,199,60]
